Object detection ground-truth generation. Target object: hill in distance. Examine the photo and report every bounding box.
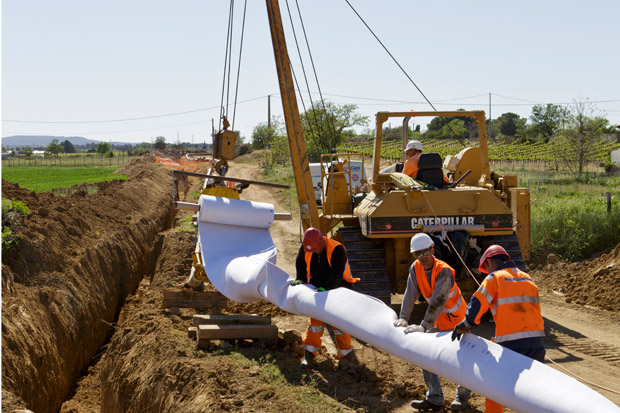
[1,135,134,149]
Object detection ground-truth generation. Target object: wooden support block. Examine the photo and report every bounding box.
[197,324,278,344]
[162,291,228,308]
[193,314,272,326]
[188,327,197,339]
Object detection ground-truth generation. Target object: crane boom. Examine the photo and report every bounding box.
[265,0,320,231]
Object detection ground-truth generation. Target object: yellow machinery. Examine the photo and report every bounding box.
[266,0,530,304]
[317,111,531,304]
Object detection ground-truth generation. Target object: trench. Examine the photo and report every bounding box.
[1,163,178,413]
[57,229,172,412]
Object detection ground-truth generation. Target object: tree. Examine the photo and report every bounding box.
[529,104,569,142]
[21,147,33,159]
[441,119,468,141]
[424,110,479,140]
[252,117,284,150]
[62,140,76,154]
[495,113,521,137]
[555,99,608,178]
[45,139,63,157]
[95,142,111,156]
[300,102,368,161]
[153,136,166,150]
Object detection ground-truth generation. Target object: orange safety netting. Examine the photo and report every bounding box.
[155,157,212,172]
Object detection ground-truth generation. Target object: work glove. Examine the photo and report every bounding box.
[315,287,326,292]
[404,324,426,334]
[291,280,303,286]
[451,319,472,341]
[393,318,409,327]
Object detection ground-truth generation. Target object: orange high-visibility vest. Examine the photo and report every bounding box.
[414,258,466,330]
[304,237,359,285]
[473,267,544,343]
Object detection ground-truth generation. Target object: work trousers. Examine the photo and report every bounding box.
[302,317,353,358]
[485,345,546,412]
[424,325,471,405]
[424,370,471,406]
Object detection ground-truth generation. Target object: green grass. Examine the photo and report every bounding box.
[1,166,128,193]
[528,176,620,262]
[492,165,620,262]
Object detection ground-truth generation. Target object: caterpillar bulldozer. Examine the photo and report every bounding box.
[267,0,531,305]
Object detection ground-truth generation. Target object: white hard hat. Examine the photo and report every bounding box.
[410,233,434,253]
[404,140,422,152]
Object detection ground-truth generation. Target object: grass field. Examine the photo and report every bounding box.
[1,153,138,168]
[1,166,128,193]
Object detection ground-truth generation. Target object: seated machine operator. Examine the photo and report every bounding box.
[402,140,449,185]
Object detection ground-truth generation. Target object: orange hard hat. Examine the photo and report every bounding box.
[302,228,323,253]
[478,245,510,274]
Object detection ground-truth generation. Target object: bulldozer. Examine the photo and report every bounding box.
[316,111,531,304]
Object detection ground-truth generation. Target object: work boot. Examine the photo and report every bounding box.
[411,398,443,412]
[450,395,469,411]
[300,350,314,369]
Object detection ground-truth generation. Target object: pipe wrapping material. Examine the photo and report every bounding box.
[197,195,619,413]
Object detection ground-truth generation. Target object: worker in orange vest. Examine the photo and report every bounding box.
[452,245,546,413]
[402,140,449,185]
[394,233,470,411]
[402,140,424,178]
[291,227,360,369]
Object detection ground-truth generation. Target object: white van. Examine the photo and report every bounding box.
[309,163,326,204]
[309,160,366,205]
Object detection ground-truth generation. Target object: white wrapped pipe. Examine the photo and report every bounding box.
[197,195,619,413]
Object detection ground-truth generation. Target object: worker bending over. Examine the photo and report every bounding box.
[291,227,359,368]
[394,233,470,411]
[452,245,546,413]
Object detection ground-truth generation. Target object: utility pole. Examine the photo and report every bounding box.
[488,92,492,141]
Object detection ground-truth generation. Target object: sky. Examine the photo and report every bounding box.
[2,0,620,145]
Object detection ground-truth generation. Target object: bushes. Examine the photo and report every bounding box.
[1,199,30,254]
[530,185,620,263]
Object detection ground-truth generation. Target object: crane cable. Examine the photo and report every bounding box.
[290,0,339,152]
[420,189,620,396]
[283,1,322,157]
[343,0,467,148]
[231,0,248,131]
[219,0,234,132]
[419,190,481,288]
[219,0,247,133]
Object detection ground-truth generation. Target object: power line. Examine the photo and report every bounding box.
[1,119,212,136]
[3,93,619,127]
[2,95,268,124]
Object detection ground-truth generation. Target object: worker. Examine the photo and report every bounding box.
[402,140,423,178]
[402,140,449,185]
[451,245,546,413]
[394,233,470,411]
[291,227,360,368]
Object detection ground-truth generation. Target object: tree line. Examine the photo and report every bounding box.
[247,98,619,178]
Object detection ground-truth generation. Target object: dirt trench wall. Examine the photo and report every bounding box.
[1,158,175,413]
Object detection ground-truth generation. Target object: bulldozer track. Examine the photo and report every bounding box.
[337,226,391,305]
[547,328,620,367]
[478,233,527,272]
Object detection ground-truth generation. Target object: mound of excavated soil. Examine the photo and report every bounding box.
[531,244,620,312]
[1,156,175,413]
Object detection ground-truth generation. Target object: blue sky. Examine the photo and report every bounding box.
[2,0,619,144]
